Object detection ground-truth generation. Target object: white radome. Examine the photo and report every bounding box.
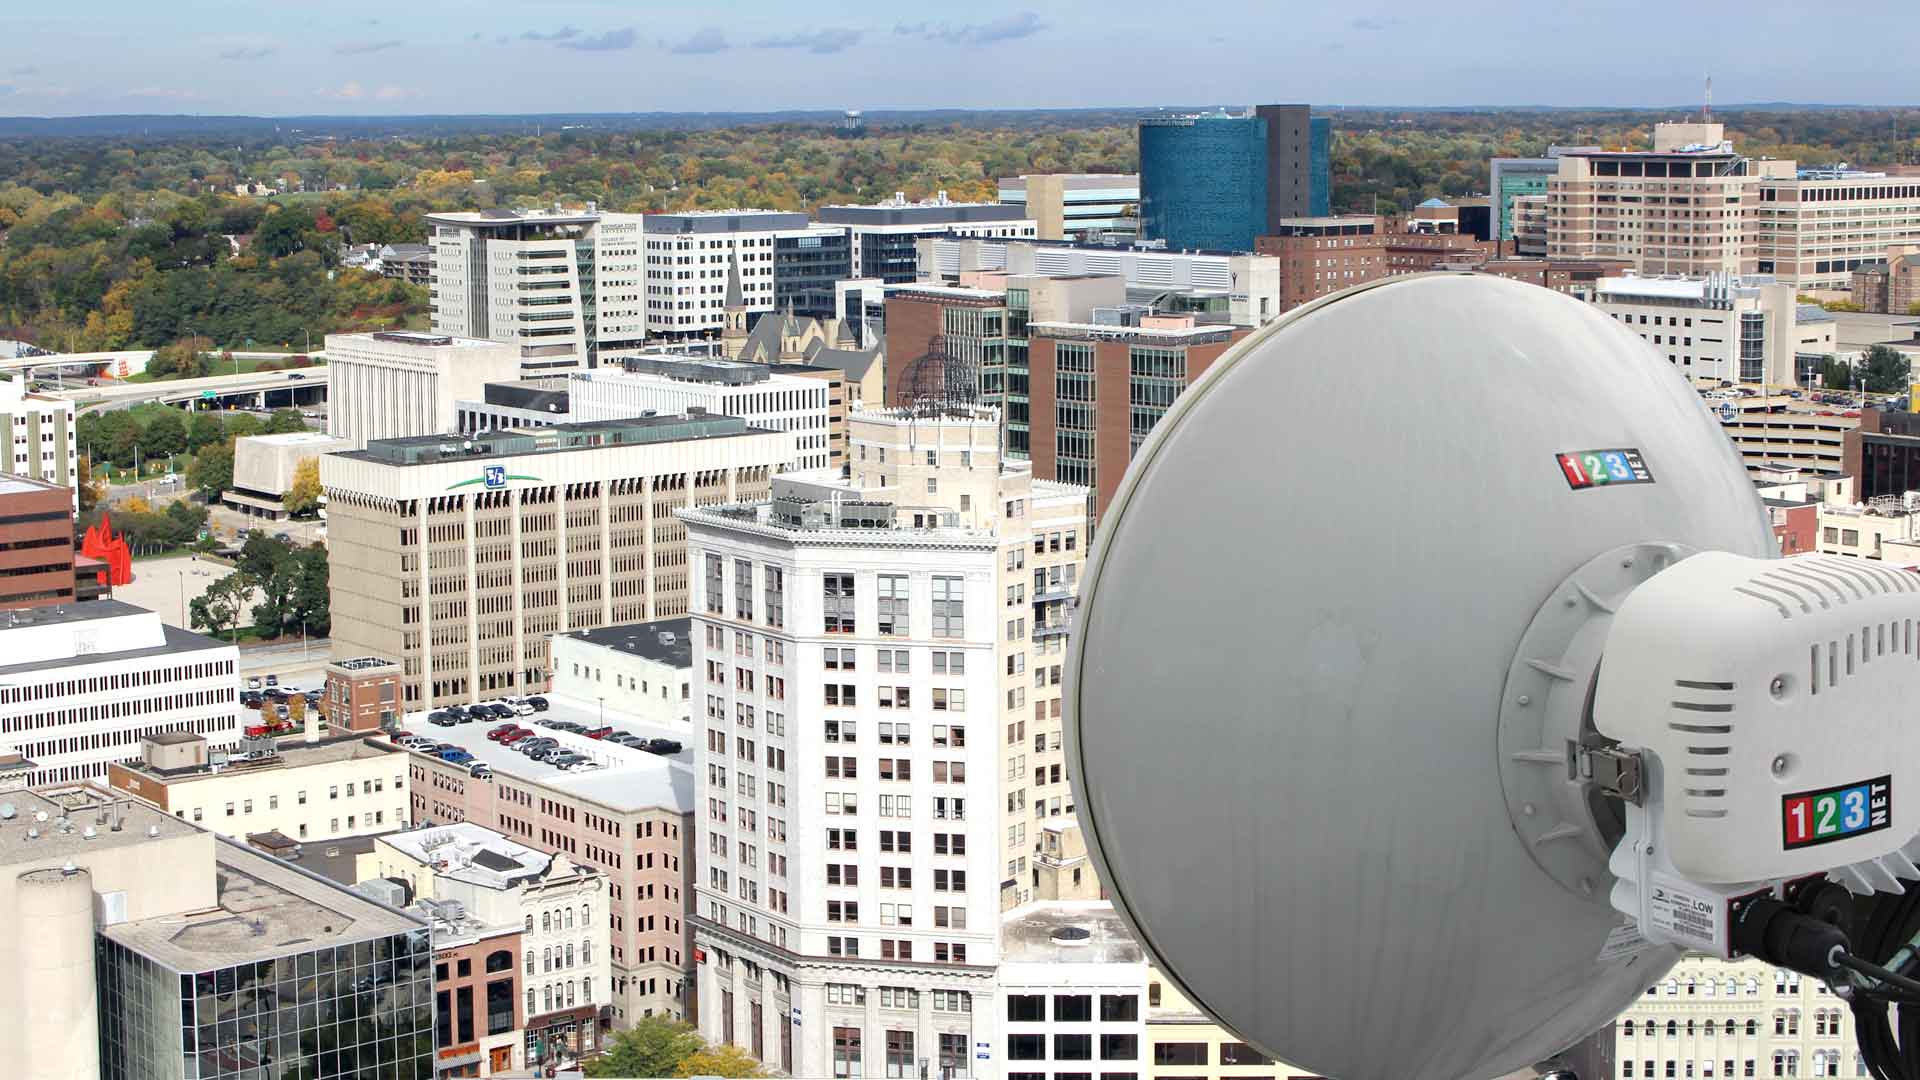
[1067,274,1777,1080]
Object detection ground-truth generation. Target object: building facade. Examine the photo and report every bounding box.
[0,600,240,787]
[1546,124,1781,276]
[547,618,694,730]
[818,195,1035,286]
[1612,955,1864,1080]
[1138,111,1269,252]
[428,206,646,375]
[225,430,356,519]
[321,415,794,708]
[325,332,521,449]
[637,211,847,343]
[1491,148,1599,247]
[1758,170,1920,293]
[681,407,1092,1076]
[106,730,409,844]
[568,356,833,471]
[1593,274,1809,386]
[1,374,76,500]
[996,174,1140,242]
[394,705,696,1026]
[1850,246,1920,313]
[1026,320,1246,513]
[917,238,1282,331]
[0,475,76,607]
[1256,104,1325,226]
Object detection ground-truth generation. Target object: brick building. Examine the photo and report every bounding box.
[0,475,75,609]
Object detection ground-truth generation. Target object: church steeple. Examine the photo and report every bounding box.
[722,248,747,357]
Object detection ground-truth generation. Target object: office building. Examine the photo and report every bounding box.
[569,356,834,471]
[919,237,1283,330]
[817,193,1035,285]
[325,331,521,449]
[996,173,1140,242]
[224,430,356,519]
[407,894,527,1076]
[0,781,433,1080]
[1851,246,1920,313]
[1758,170,1920,293]
[1592,273,1816,386]
[428,205,646,375]
[374,242,433,286]
[1611,956,1863,1080]
[1138,105,1330,252]
[547,617,694,730]
[1546,123,1788,276]
[320,414,794,709]
[1491,148,1600,248]
[1027,318,1248,513]
[681,405,1092,1074]
[363,822,609,1068]
[639,210,849,342]
[1510,194,1549,255]
[0,474,76,607]
[1000,903,1150,1078]
[0,600,240,786]
[1256,216,1384,309]
[106,729,409,844]
[884,273,1128,458]
[0,374,76,500]
[1841,408,1920,501]
[1145,972,1302,1080]
[1473,257,1635,298]
[1138,109,1269,251]
[393,696,695,1025]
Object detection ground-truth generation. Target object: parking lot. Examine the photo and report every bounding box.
[388,697,695,809]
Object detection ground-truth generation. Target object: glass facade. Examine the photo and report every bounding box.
[1309,117,1332,218]
[774,233,852,319]
[1127,346,1187,457]
[1138,115,1269,252]
[857,232,930,284]
[97,928,436,1080]
[1055,342,1097,490]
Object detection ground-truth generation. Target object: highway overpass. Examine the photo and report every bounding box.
[44,367,329,413]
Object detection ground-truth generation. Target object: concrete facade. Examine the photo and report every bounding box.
[1759,172,1920,293]
[0,375,76,501]
[325,331,522,449]
[1594,274,1811,387]
[320,416,795,709]
[568,359,833,471]
[0,475,76,607]
[996,174,1140,242]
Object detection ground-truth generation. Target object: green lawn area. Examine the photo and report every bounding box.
[122,354,325,384]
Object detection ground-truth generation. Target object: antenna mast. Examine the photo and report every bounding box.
[1703,75,1713,123]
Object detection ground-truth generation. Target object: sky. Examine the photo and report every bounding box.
[2,0,1918,117]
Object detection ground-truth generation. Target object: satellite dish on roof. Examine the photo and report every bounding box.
[1068,274,1920,1080]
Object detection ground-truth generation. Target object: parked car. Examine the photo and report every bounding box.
[607,733,646,748]
[485,703,515,719]
[517,738,557,757]
[287,372,306,381]
[437,749,474,764]
[469,764,493,780]
[646,739,683,755]
[486,723,518,740]
[500,728,535,745]
[246,676,263,690]
[429,711,456,727]
[549,752,590,769]
[512,701,536,716]
[265,675,278,687]
[551,721,586,734]
[526,696,549,712]
[583,726,614,740]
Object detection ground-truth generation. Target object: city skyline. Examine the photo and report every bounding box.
[4,0,1920,117]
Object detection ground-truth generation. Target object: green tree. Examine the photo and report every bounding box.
[264,408,307,434]
[90,410,142,468]
[1822,357,1855,391]
[187,410,226,451]
[186,440,234,499]
[1863,344,1913,394]
[223,412,265,440]
[189,572,250,640]
[585,1016,703,1079]
[141,407,188,459]
[292,543,331,637]
[284,458,322,516]
[76,455,103,514]
[673,1045,769,1078]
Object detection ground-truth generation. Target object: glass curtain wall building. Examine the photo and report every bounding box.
[1138,112,1270,252]
[1310,117,1332,217]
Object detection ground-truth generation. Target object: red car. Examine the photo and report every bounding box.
[584,726,614,740]
[486,723,518,741]
[499,728,535,745]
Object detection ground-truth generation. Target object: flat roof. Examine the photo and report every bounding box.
[0,614,232,672]
[1000,901,1145,966]
[0,474,65,496]
[0,784,199,866]
[343,413,769,467]
[104,837,424,972]
[379,822,555,890]
[123,734,403,783]
[394,700,693,815]
[561,617,692,668]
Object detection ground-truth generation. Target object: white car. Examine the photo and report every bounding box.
[512,702,535,716]
[246,676,262,690]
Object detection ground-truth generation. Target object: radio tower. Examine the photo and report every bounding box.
[1703,74,1713,123]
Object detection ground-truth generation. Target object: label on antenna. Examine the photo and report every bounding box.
[1557,448,1654,490]
[1645,875,1724,953]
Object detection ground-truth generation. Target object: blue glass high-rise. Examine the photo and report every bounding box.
[1138,112,1269,252]
[1309,117,1332,217]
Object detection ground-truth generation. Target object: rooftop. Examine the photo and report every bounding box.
[379,821,557,890]
[0,784,200,866]
[120,734,402,783]
[334,330,511,350]
[105,837,425,971]
[0,473,66,497]
[561,617,693,669]
[0,603,231,680]
[239,431,353,447]
[1000,901,1145,966]
[344,413,766,467]
[394,699,693,814]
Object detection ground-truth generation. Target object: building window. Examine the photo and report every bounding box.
[877,574,908,636]
[1008,994,1045,1022]
[705,555,724,614]
[824,573,856,633]
[886,1031,915,1079]
[1009,1034,1046,1060]
[932,576,964,637]
[765,566,785,628]
[1100,994,1138,1022]
[834,1027,863,1078]
[1101,1034,1139,1061]
[1153,1043,1207,1066]
[734,559,754,620]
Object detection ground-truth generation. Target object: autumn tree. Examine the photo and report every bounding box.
[674,1045,769,1078]
[585,1016,702,1079]
[284,458,322,516]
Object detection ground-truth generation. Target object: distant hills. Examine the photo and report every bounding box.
[0,103,1908,139]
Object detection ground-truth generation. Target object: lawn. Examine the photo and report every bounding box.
[122,353,325,383]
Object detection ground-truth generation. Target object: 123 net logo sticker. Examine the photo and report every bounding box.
[1783,775,1891,849]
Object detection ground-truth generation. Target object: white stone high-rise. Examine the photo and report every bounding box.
[682,405,1090,1078]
